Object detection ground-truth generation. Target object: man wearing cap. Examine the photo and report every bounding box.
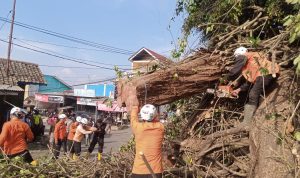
[0,107,34,163]
[54,114,68,158]
[227,47,280,123]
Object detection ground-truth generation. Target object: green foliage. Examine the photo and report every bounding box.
[283,0,300,43]
[119,136,135,152]
[173,0,296,57]
[248,36,261,48]
[265,112,280,120]
[114,66,123,78]
[293,55,300,74]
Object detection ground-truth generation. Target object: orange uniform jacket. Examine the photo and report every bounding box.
[0,118,34,155]
[54,120,67,143]
[131,106,164,174]
[67,122,78,140]
[243,52,280,83]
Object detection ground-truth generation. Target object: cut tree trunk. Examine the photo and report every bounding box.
[117,52,224,107]
[249,71,296,178]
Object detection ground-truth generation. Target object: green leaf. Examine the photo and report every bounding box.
[293,55,300,65]
[297,63,300,74]
[289,32,297,43]
[283,18,293,26]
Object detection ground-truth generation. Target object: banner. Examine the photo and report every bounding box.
[35,94,64,103]
[77,98,99,106]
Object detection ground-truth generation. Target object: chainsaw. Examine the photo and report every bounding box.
[207,85,238,99]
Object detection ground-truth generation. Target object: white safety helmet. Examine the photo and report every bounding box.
[140,104,157,121]
[76,116,82,123]
[58,114,67,119]
[234,47,248,57]
[10,107,27,116]
[80,118,88,125]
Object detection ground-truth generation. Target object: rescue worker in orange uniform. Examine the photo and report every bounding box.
[73,118,96,160]
[54,114,68,158]
[130,104,164,178]
[66,116,80,158]
[0,107,34,163]
[228,47,280,123]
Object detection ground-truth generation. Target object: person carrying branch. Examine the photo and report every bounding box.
[72,118,96,160]
[0,107,35,164]
[67,116,80,159]
[86,118,107,161]
[227,47,280,123]
[128,93,164,178]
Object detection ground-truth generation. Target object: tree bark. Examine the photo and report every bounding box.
[249,71,296,178]
[117,52,224,107]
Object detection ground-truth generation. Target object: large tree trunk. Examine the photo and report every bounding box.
[249,71,296,178]
[117,52,223,107]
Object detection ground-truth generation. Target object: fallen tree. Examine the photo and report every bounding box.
[117,51,223,106]
[117,0,300,177]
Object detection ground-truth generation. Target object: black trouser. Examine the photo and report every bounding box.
[67,140,75,154]
[7,150,33,163]
[131,173,162,178]
[247,75,276,106]
[54,139,67,158]
[88,135,104,153]
[74,141,81,156]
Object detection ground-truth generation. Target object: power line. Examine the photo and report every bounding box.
[39,65,100,70]
[0,17,134,55]
[14,38,131,70]
[0,38,120,71]
[13,37,131,66]
[0,11,12,31]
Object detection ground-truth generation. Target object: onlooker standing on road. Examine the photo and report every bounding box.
[47,113,58,148]
[0,107,35,164]
[54,114,67,159]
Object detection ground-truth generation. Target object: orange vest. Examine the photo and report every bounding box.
[131,107,164,174]
[242,52,280,83]
[67,122,78,140]
[54,120,67,141]
[0,118,34,155]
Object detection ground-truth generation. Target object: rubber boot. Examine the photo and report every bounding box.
[72,154,78,160]
[97,153,102,161]
[243,104,257,124]
[31,160,38,166]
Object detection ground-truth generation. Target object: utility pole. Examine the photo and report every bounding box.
[6,0,17,76]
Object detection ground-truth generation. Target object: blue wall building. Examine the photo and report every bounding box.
[39,75,72,93]
[86,84,115,97]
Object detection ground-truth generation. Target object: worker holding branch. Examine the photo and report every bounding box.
[127,93,164,178]
[0,107,35,164]
[227,47,280,123]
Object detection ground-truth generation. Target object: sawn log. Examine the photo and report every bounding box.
[117,52,224,107]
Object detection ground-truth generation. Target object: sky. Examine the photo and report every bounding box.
[0,0,185,86]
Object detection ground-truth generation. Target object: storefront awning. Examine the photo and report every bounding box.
[97,101,126,112]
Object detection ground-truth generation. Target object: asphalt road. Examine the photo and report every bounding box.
[30,125,132,159]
